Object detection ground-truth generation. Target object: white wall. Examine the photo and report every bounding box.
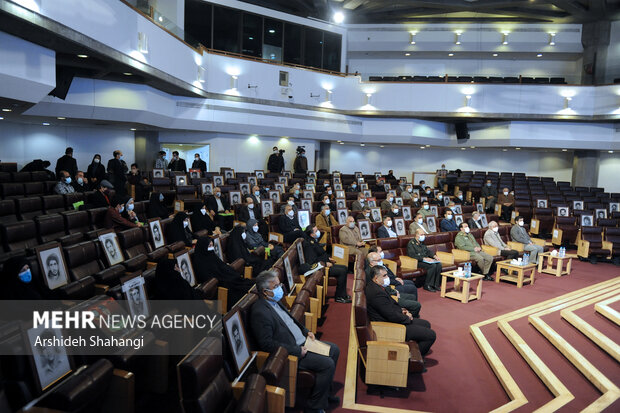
[597,152,620,193]
[0,121,135,172]
[605,20,620,84]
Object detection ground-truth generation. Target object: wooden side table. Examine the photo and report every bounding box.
[538,252,574,277]
[440,271,484,303]
[495,260,536,288]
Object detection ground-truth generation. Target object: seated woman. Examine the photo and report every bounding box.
[166,212,194,247]
[147,192,169,220]
[192,237,255,309]
[226,226,274,277]
[153,259,205,300]
[245,219,285,261]
[190,203,221,236]
[121,197,140,225]
[0,256,43,300]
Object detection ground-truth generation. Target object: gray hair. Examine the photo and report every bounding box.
[488,220,498,228]
[371,265,387,279]
[256,270,279,294]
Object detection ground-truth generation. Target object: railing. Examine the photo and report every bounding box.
[363,73,581,85]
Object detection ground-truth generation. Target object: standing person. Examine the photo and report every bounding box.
[154,151,168,169]
[168,151,187,172]
[127,163,149,201]
[293,147,308,174]
[86,154,106,188]
[191,153,207,175]
[55,147,78,179]
[107,150,127,197]
[267,146,284,173]
[407,229,442,292]
[436,164,448,189]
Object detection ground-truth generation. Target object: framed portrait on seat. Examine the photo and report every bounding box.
[229,190,242,206]
[175,175,188,186]
[121,274,150,318]
[430,205,438,217]
[248,176,257,186]
[189,169,201,179]
[336,190,345,199]
[303,190,314,199]
[283,256,294,292]
[223,169,235,180]
[573,200,583,210]
[395,197,403,206]
[371,207,381,223]
[595,209,607,220]
[609,202,619,214]
[367,197,377,208]
[557,207,569,217]
[268,190,281,204]
[336,198,346,209]
[297,210,310,230]
[261,200,274,216]
[175,250,196,287]
[454,214,463,226]
[26,326,73,391]
[402,206,412,221]
[536,199,548,208]
[239,183,250,196]
[213,237,224,261]
[36,243,69,291]
[301,199,312,211]
[476,203,484,213]
[580,214,594,227]
[480,214,488,228]
[275,183,285,193]
[201,182,213,196]
[337,209,348,225]
[223,310,251,375]
[358,219,371,240]
[148,218,165,249]
[453,205,462,214]
[254,170,264,179]
[394,217,406,236]
[426,216,437,233]
[213,175,224,187]
[153,168,164,178]
[363,190,372,198]
[98,230,125,266]
[283,171,292,179]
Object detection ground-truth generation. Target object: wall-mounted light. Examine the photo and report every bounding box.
[230,75,238,89]
[138,32,148,54]
[197,66,206,83]
[564,96,572,109]
[333,11,344,24]
[409,32,417,44]
[325,90,332,102]
[364,93,373,106]
[464,95,472,106]
[455,32,462,45]
[501,32,509,45]
[549,32,556,46]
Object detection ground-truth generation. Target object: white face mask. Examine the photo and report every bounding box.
[492,227,499,233]
[464,227,470,233]
[208,246,215,251]
[423,205,429,210]
[364,213,370,217]
[518,221,524,227]
[407,188,412,193]
[288,200,294,206]
[377,260,384,266]
[504,191,509,196]
[418,218,423,224]
[393,209,399,214]
[458,195,463,199]
[253,225,259,232]
[323,199,330,204]
[438,195,443,200]
[386,220,392,227]
[327,190,332,195]
[380,251,385,259]
[200,208,207,215]
[183,221,189,228]
[241,232,247,240]
[348,222,355,229]
[413,198,418,202]
[388,197,393,203]
[324,210,330,215]
[382,276,390,287]
[315,230,321,238]
[287,210,295,218]
[359,199,364,204]
[248,203,254,209]
[94,158,100,163]
[446,215,453,220]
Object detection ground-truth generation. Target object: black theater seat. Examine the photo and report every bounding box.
[0,220,38,252]
[42,194,65,214]
[15,197,42,221]
[0,200,17,225]
[23,181,45,196]
[116,227,168,262]
[64,241,126,285]
[0,183,24,199]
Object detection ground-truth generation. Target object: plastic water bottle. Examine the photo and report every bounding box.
[560,247,565,258]
[523,253,529,265]
[465,262,471,278]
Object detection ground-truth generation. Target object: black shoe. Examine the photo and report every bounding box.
[328,395,340,404]
[335,297,352,303]
[483,275,494,281]
[423,285,436,292]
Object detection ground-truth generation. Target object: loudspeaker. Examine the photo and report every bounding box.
[49,67,75,100]
[455,122,469,141]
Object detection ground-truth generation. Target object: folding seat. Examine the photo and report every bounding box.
[552,216,579,246]
[0,199,17,225]
[29,171,49,182]
[35,214,69,245]
[0,172,11,183]
[550,77,566,84]
[23,181,45,196]
[531,208,554,236]
[41,194,65,214]
[1,220,38,252]
[597,218,618,228]
[63,241,126,285]
[61,210,90,235]
[152,177,171,193]
[15,197,43,221]
[63,192,85,210]
[605,228,620,261]
[88,207,109,230]
[116,227,168,264]
[0,183,24,199]
[11,172,31,182]
[177,185,197,200]
[577,227,611,262]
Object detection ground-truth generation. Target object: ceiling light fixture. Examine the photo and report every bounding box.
[339,142,344,145]
[492,53,498,57]
[516,147,521,150]
[537,53,543,57]
[448,53,454,57]
[130,128,137,131]
[420,146,425,149]
[549,32,556,46]
[564,96,572,109]
[502,148,508,152]
[380,145,385,148]
[56,117,66,120]
[501,32,509,45]
[77,54,88,58]
[562,149,567,152]
[409,32,417,44]
[405,53,411,56]
[230,75,238,90]
[455,32,462,45]
[2,108,11,112]
[0,117,4,120]
[425,144,430,147]
[461,147,466,150]
[333,11,344,24]
[325,90,332,102]
[123,72,132,76]
[364,93,373,106]
[197,66,206,83]
[268,29,275,34]
[608,150,614,154]
[42,122,50,126]
[360,143,365,147]
[470,146,476,149]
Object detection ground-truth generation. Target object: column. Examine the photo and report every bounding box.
[571,150,599,188]
[134,130,160,172]
[317,141,331,172]
[581,21,611,85]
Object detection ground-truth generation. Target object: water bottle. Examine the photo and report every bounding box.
[466,262,471,278]
[523,253,529,265]
[560,247,565,258]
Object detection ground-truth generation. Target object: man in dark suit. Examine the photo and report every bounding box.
[365,265,436,355]
[267,147,284,173]
[365,250,419,315]
[251,271,340,413]
[238,196,263,223]
[206,187,233,231]
[55,147,78,179]
[278,205,310,243]
[407,230,442,292]
[376,216,397,238]
[481,179,498,213]
[168,151,187,172]
[191,153,207,174]
[468,211,484,230]
[107,150,126,196]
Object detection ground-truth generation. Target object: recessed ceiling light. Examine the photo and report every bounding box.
[0,117,4,120]
[405,53,411,56]
[537,54,543,57]
[42,122,50,126]
[562,149,567,152]
[425,144,430,147]
[448,53,454,57]
[420,146,425,149]
[339,142,344,145]
[77,54,88,58]
[123,72,132,76]
[337,140,342,143]
[158,16,163,22]
[2,108,11,112]
[461,147,466,150]
[333,11,345,24]
[470,146,476,149]
[57,117,66,120]
[502,149,508,151]
[492,53,498,57]
[608,150,614,153]
[130,128,137,131]
[360,143,365,146]
[515,147,521,150]
[268,29,275,34]
[380,145,385,148]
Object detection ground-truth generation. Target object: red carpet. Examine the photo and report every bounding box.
[311,256,620,413]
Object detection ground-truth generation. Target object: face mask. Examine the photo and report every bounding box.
[487,183,492,187]
[287,210,295,218]
[388,197,393,202]
[518,221,524,227]
[253,225,259,232]
[215,192,221,197]
[159,194,164,201]
[269,285,284,302]
[288,200,294,206]
[65,177,71,184]
[426,190,431,194]
[393,209,399,214]
[364,213,370,218]
[464,227,470,233]
[77,177,83,184]
[492,227,499,233]
[254,191,260,196]
[119,206,125,213]
[18,269,32,283]
[352,184,357,188]
[386,220,392,227]
[208,246,214,251]
[195,157,199,160]
[424,205,429,210]
[94,158,100,163]
[438,195,443,200]
[295,189,300,195]
[359,199,364,204]
[241,232,247,240]
[458,195,463,199]
[504,191,509,196]
[446,215,452,220]
[119,156,123,160]
[377,260,384,266]
[315,230,321,238]
[248,204,254,209]
[127,204,134,211]
[382,276,390,287]
[201,208,207,215]
[419,235,425,242]
[327,190,332,195]
[418,218,423,224]
[413,198,418,202]
[348,222,355,229]
[380,251,385,259]
[407,188,412,193]
[324,183,329,187]
[183,221,189,228]
[324,210,331,216]
[324,199,330,205]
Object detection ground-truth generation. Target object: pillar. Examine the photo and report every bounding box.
[134,130,160,172]
[581,21,611,85]
[571,150,599,188]
[317,141,331,173]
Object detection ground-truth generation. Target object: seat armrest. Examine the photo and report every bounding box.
[507,241,524,252]
[577,239,590,258]
[370,321,406,342]
[95,265,125,284]
[531,237,546,247]
[481,245,499,256]
[382,258,398,275]
[436,251,455,265]
[121,254,147,272]
[230,258,246,274]
[399,256,418,270]
[195,278,218,299]
[451,249,470,262]
[260,346,288,386]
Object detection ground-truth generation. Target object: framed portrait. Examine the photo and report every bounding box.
[303,190,313,199]
[201,182,213,195]
[213,175,224,187]
[336,198,346,209]
[175,250,196,287]
[148,218,165,249]
[297,210,310,229]
[371,207,382,223]
[305,183,315,191]
[248,176,257,186]
[229,190,242,206]
[383,184,391,191]
[26,326,72,391]
[308,171,316,178]
[421,196,428,202]
[36,243,69,290]
[453,205,462,214]
[283,171,292,179]
[153,168,164,178]
[175,175,188,186]
[395,197,403,206]
[355,172,362,178]
[358,219,371,240]
[337,209,348,225]
[255,170,265,179]
[374,172,381,179]
[333,171,341,177]
[189,169,201,179]
[581,214,594,227]
[480,214,488,227]
[557,207,569,217]
[333,177,341,185]
[595,209,607,220]
[239,183,250,196]
[610,202,620,214]
[388,190,397,198]
[426,216,437,233]
[443,196,451,206]
[223,169,235,180]
[454,214,464,226]
[98,230,124,266]
[307,177,316,184]
[296,241,305,265]
[360,183,368,190]
[536,199,548,208]
[573,200,583,210]
[363,189,372,198]
[283,256,294,291]
[268,190,281,204]
[223,310,251,375]
[333,184,342,191]
[301,199,313,211]
[261,200,274,216]
[275,183,285,193]
[121,274,150,318]
[430,205,438,217]
[366,197,376,208]
[402,206,412,221]
[394,217,406,236]
[213,237,224,261]
[335,190,344,199]
[433,189,440,197]
[476,203,484,213]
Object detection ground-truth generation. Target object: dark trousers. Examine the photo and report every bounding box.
[501,205,514,221]
[405,318,436,355]
[216,214,234,231]
[500,249,519,259]
[330,264,348,298]
[298,341,340,410]
[397,293,421,318]
[419,261,442,289]
[395,280,418,300]
[283,230,312,244]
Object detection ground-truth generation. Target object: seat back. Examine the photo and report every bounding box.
[88,207,108,229]
[62,210,90,234]
[35,214,66,244]
[63,241,104,281]
[41,195,65,214]
[0,200,17,224]
[353,292,375,350]
[1,220,37,252]
[117,228,149,259]
[15,197,43,221]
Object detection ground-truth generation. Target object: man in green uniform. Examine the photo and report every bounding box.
[406,229,442,292]
[454,222,494,280]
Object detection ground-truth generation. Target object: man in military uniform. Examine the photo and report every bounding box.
[407,229,442,292]
[454,222,494,280]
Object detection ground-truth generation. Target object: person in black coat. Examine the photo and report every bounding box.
[168,151,187,172]
[153,259,204,300]
[303,226,350,303]
[250,270,339,412]
[86,154,106,189]
[190,203,219,235]
[238,196,267,238]
[278,205,311,243]
[191,153,206,174]
[55,147,78,179]
[21,159,55,180]
[193,237,254,309]
[267,147,284,173]
[147,192,169,220]
[226,226,273,277]
[365,265,436,355]
[107,150,126,196]
[206,188,233,231]
[90,180,114,209]
[0,256,43,300]
[166,212,194,247]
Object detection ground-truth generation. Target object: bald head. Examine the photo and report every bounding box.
[488,220,498,229]
[367,252,381,266]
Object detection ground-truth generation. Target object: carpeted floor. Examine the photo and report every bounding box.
[312,255,620,413]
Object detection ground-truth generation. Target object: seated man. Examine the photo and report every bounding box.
[484,221,519,260]
[357,206,374,222]
[410,191,421,208]
[304,226,350,303]
[453,190,470,205]
[407,229,442,292]
[418,201,434,218]
[71,171,89,192]
[434,192,445,206]
[251,271,341,413]
[206,186,233,231]
[339,216,367,257]
[497,187,515,221]
[454,223,494,280]
[351,193,366,211]
[105,197,141,231]
[320,194,333,211]
[386,202,402,218]
[380,194,394,212]
[367,247,419,301]
[321,186,335,204]
[376,216,397,238]
[409,213,431,235]
[510,217,544,264]
[468,211,484,230]
[54,170,75,195]
[346,181,360,193]
[365,265,435,356]
[440,210,458,232]
[278,205,309,243]
[279,195,299,215]
[315,204,338,243]
[401,184,413,202]
[481,179,498,213]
